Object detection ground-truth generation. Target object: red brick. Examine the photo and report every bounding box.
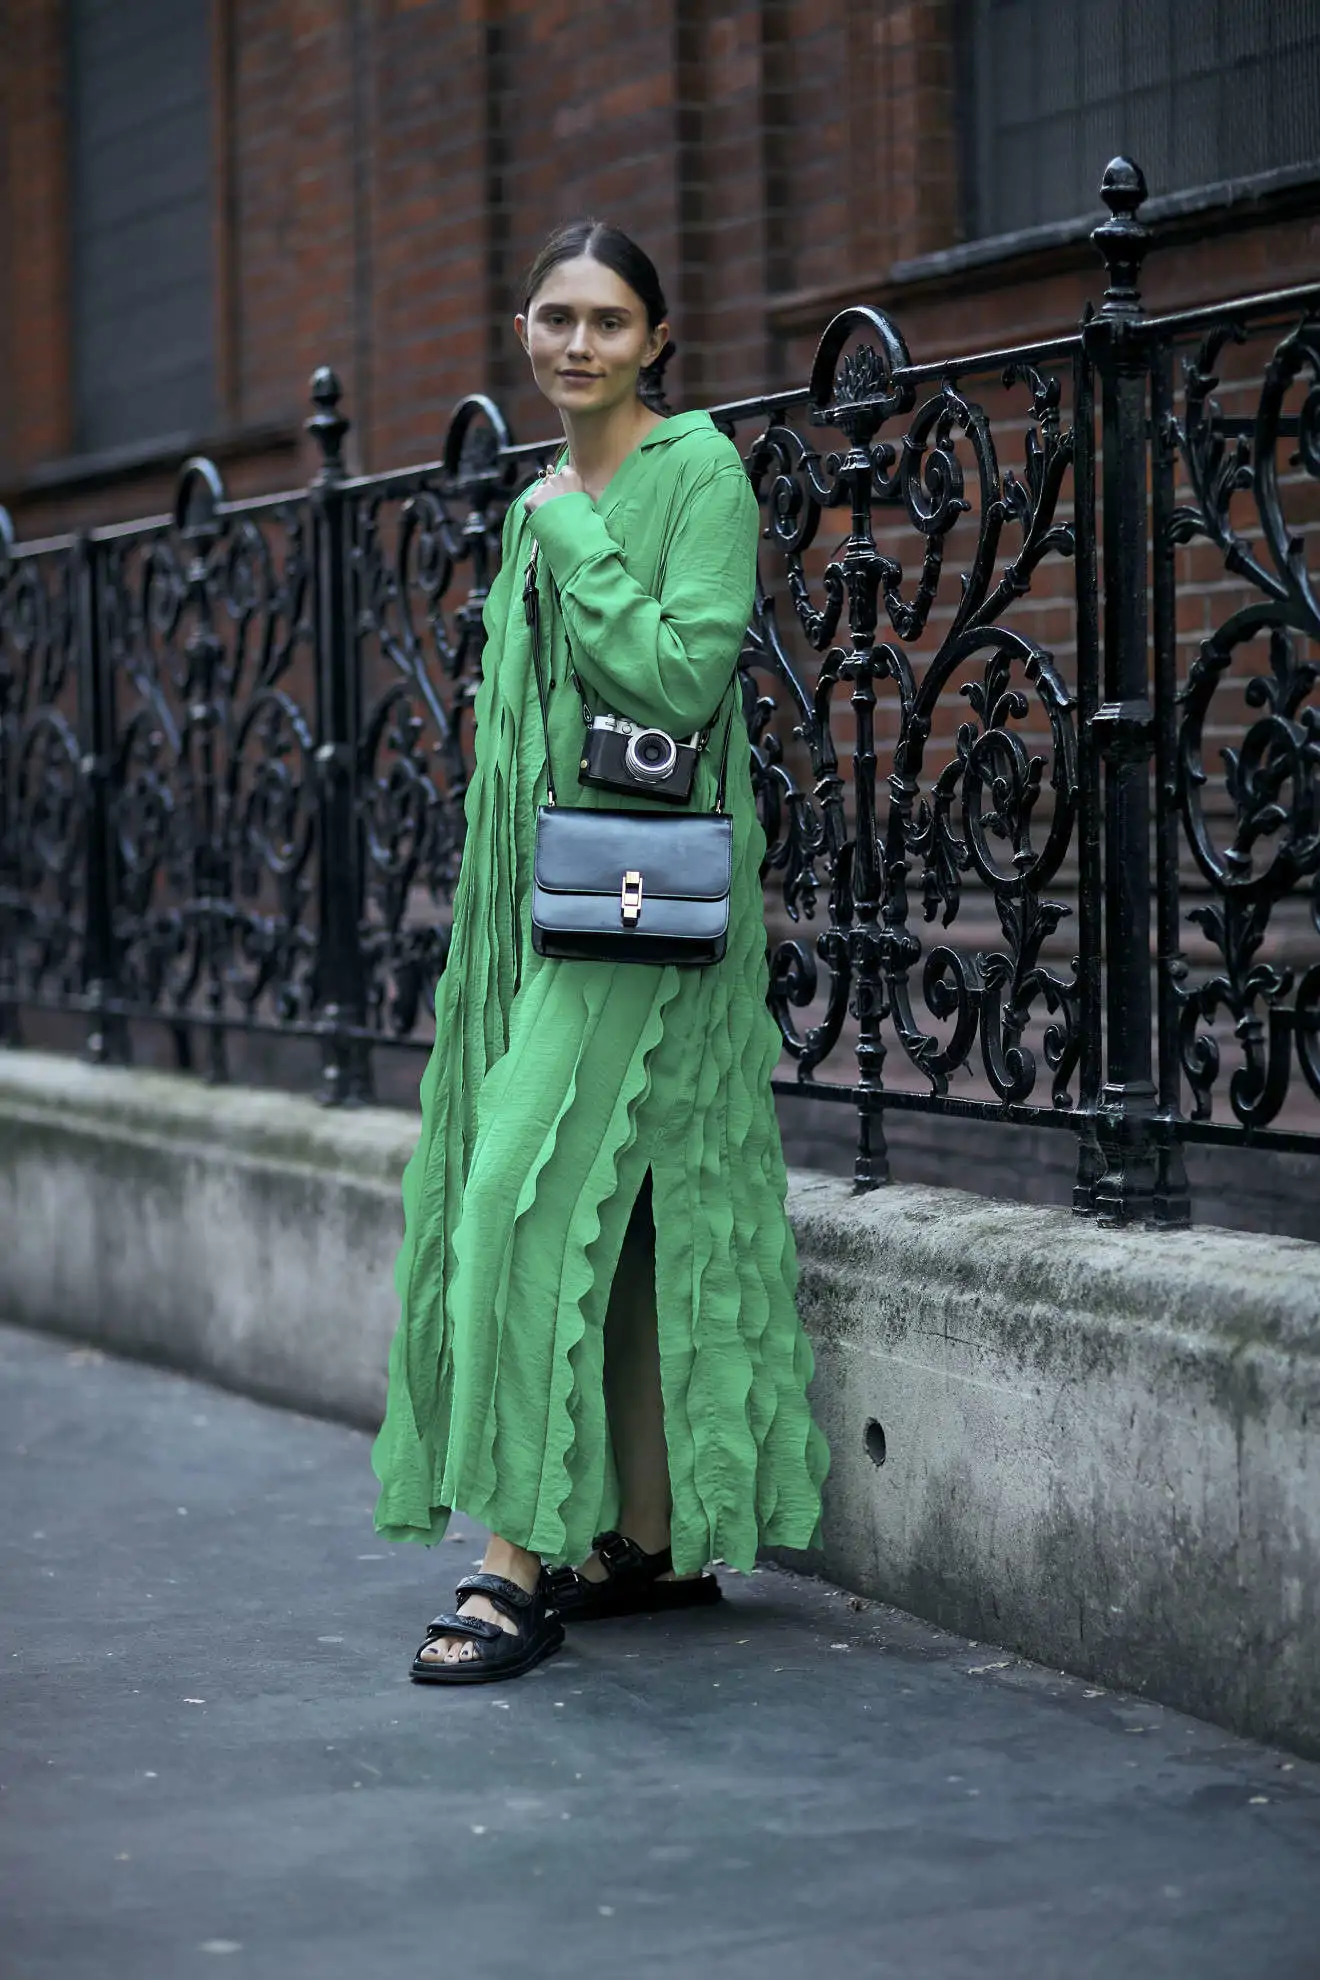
[5,0,1320,566]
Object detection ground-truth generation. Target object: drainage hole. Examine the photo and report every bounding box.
[864,1418,887,1467]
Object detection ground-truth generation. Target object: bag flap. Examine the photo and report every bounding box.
[533,885,730,943]
[535,808,732,901]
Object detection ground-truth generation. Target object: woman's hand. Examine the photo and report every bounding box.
[523,464,588,513]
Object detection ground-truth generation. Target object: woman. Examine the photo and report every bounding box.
[371,220,829,1683]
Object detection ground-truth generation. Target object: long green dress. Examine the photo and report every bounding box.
[370,409,829,1576]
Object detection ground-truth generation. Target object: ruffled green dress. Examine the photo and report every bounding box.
[370,409,829,1575]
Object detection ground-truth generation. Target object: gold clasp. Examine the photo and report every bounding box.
[620,870,643,927]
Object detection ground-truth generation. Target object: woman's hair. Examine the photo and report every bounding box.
[521,220,676,413]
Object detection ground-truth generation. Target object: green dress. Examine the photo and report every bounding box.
[370,409,829,1576]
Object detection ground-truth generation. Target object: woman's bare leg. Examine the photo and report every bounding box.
[581,1172,695,1580]
[426,1174,683,1644]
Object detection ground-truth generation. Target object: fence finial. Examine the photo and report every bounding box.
[1092,157,1150,319]
[306,367,350,482]
[174,457,225,550]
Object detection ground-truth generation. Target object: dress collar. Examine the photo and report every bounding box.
[638,408,713,449]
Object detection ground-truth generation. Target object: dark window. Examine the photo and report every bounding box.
[68,0,215,455]
[962,0,1320,240]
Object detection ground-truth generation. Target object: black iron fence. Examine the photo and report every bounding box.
[2,160,1318,1224]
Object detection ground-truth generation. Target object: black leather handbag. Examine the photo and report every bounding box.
[523,541,736,968]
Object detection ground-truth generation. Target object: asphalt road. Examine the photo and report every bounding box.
[2,1321,1318,1980]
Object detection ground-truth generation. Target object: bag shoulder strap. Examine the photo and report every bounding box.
[523,540,558,807]
[711,677,739,816]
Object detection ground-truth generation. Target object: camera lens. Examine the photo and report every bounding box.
[624,728,678,783]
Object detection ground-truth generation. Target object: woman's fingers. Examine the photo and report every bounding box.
[524,465,586,511]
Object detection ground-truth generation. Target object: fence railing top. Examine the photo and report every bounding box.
[1136,279,1320,342]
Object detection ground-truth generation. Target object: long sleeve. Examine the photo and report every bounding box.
[523,463,759,737]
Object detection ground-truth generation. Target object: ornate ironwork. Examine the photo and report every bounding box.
[93,460,318,1083]
[1,160,1317,1222]
[349,389,524,1047]
[740,315,1085,1195]
[0,516,84,1040]
[1158,314,1320,1134]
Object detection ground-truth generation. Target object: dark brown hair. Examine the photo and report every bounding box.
[521,220,676,413]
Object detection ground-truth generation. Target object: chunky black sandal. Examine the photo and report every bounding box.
[543,1530,723,1622]
[410,1571,565,1685]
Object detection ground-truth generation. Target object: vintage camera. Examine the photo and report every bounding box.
[578,711,703,805]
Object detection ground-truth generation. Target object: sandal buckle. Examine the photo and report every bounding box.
[595,1531,638,1572]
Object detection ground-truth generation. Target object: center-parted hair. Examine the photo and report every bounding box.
[522,220,676,413]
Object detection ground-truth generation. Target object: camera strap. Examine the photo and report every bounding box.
[522,533,739,815]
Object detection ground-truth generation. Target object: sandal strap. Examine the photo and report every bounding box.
[454,1572,539,1629]
[542,1563,587,1602]
[593,1530,674,1579]
[423,1611,505,1644]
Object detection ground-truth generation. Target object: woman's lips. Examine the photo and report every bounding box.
[559,370,601,382]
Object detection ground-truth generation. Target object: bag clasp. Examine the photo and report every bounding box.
[620,870,644,926]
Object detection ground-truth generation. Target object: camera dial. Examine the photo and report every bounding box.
[624,727,679,784]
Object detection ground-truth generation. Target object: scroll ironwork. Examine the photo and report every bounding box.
[2,160,1317,1223]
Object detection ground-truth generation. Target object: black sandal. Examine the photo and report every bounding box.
[410,1571,565,1685]
[543,1530,723,1622]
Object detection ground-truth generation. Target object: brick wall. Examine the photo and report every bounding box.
[2,0,73,482]
[9,0,1318,538]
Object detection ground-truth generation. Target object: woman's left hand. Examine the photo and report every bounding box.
[523,464,588,513]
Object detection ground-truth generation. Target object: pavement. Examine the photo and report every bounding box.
[2,1324,1318,1980]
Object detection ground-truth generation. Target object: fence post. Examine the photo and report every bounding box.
[1086,159,1161,1223]
[75,531,129,1066]
[307,367,371,1105]
[1070,346,1105,1212]
[1148,341,1192,1225]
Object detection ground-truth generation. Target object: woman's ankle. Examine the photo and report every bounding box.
[616,1515,672,1558]
[482,1534,541,1591]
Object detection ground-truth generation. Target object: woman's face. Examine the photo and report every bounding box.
[516,255,666,418]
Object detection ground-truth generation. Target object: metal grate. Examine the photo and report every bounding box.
[67,0,216,455]
[962,0,1320,239]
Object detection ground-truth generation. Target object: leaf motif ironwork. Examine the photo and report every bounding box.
[735,344,1082,1124]
[0,537,84,1023]
[1169,315,1320,1127]
[351,392,528,1041]
[101,493,318,1058]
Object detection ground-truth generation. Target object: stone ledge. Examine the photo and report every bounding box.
[0,1052,411,1426]
[1,1051,1316,1754]
[0,1049,416,1188]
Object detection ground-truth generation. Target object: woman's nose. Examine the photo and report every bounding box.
[565,322,593,357]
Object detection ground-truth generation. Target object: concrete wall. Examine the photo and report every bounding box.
[0,1052,408,1427]
[2,1049,1317,1756]
[782,1174,1320,1760]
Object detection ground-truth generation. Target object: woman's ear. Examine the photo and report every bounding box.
[514,312,530,355]
[646,319,670,368]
